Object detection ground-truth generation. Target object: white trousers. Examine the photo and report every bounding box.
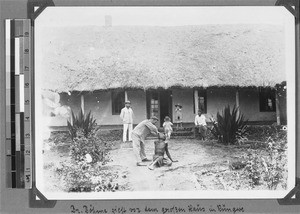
[131,133,147,162]
[123,123,133,142]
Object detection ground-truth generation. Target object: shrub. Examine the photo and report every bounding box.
[47,131,73,153]
[66,109,111,163]
[242,131,287,189]
[67,109,97,140]
[70,129,111,164]
[210,105,248,145]
[244,151,263,186]
[246,125,286,142]
[55,160,119,192]
[55,109,118,192]
[55,128,114,192]
[261,136,287,189]
[56,160,93,192]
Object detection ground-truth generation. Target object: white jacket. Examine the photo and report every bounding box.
[120,107,133,124]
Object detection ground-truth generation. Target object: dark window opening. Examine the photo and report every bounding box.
[194,89,207,113]
[259,88,276,112]
[112,91,125,115]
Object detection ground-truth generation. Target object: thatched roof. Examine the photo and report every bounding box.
[39,24,285,92]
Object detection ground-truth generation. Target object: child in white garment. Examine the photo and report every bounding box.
[163,116,173,141]
[174,104,183,129]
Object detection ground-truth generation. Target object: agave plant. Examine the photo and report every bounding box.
[67,109,97,140]
[210,105,248,145]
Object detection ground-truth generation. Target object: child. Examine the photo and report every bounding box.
[174,104,183,129]
[148,133,178,170]
[163,116,173,141]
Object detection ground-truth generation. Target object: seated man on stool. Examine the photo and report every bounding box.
[194,110,207,140]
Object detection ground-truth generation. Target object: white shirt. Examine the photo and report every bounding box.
[163,121,173,132]
[120,107,133,124]
[195,114,207,126]
[132,119,158,140]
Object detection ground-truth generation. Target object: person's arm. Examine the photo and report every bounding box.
[145,121,159,135]
[195,115,198,126]
[130,108,134,122]
[165,143,178,162]
[120,108,124,120]
[203,115,207,126]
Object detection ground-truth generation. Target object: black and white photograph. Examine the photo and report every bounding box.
[34,6,295,199]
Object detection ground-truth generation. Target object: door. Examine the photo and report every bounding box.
[146,90,172,127]
[159,90,172,127]
[146,91,159,123]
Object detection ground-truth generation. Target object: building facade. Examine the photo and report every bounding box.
[46,85,287,128]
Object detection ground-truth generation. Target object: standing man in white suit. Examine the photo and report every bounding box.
[120,100,134,143]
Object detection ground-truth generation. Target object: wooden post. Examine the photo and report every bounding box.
[81,94,84,114]
[275,90,281,125]
[235,89,240,118]
[69,107,73,125]
[125,90,128,102]
[194,89,199,113]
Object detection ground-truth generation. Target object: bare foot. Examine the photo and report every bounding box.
[136,162,147,166]
[148,165,154,170]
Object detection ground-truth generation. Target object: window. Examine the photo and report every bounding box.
[150,92,159,118]
[111,91,125,115]
[194,89,207,113]
[259,88,276,112]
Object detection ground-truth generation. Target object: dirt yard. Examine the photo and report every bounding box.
[107,139,228,191]
[43,134,287,192]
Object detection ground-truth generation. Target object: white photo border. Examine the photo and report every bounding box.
[34,6,296,200]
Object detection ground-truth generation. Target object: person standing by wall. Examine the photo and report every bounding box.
[120,100,134,143]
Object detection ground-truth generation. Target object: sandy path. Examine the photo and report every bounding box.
[107,142,159,191]
[107,139,229,191]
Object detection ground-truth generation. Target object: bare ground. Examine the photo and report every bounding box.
[106,139,255,191]
[43,137,286,192]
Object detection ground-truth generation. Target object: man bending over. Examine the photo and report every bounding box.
[132,116,160,166]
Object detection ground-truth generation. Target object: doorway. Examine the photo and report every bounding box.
[146,90,172,127]
[159,90,172,127]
